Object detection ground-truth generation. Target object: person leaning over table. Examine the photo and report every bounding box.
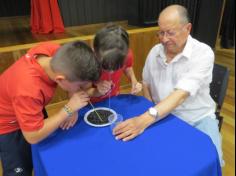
[112,5,224,166]
[0,41,101,176]
[87,24,142,103]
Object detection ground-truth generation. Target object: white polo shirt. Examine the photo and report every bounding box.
[143,35,216,124]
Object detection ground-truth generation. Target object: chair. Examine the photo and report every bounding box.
[210,63,230,131]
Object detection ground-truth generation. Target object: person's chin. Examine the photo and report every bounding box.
[165,45,175,52]
[164,43,173,48]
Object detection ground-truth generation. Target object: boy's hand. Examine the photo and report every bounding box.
[60,112,78,130]
[96,80,113,95]
[67,91,90,112]
[131,82,142,94]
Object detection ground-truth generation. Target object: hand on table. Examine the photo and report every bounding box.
[60,112,78,130]
[113,113,155,141]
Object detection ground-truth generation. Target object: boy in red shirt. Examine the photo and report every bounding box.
[0,41,100,176]
[89,24,142,103]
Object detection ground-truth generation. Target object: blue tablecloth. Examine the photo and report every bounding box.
[32,94,222,176]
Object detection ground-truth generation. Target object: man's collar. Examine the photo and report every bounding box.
[158,45,168,65]
[181,35,193,60]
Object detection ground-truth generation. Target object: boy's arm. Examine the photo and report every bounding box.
[59,91,80,130]
[124,67,138,84]
[124,67,142,94]
[22,109,69,144]
[22,91,89,144]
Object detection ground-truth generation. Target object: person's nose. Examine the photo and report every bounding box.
[161,34,170,44]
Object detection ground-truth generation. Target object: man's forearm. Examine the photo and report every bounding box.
[139,89,189,128]
[154,89,189,119]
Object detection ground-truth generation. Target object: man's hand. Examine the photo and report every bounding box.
[131,82,142,94]
[60,112,78,130]
[113,113,155,141]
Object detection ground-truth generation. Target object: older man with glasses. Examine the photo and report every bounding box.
[112,4,224,167]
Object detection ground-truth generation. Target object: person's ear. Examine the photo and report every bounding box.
[54,75,66,84]
[186,23,192,33]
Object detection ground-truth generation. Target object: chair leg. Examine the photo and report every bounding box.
[217,115,224,131]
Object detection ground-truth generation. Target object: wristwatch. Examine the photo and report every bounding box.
[148,107,159,121]
[63,105,73,118]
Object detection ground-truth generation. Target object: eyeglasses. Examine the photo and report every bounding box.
[157,26,186,38]
[157,30,177,38]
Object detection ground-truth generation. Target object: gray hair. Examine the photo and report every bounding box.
[176,5,190,24]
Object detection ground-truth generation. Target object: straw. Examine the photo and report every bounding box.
[108,73,111,110]
[88,101,103,122]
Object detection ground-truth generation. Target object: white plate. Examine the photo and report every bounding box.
[84,107,117,127]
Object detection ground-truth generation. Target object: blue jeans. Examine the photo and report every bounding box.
[193,115,225,167]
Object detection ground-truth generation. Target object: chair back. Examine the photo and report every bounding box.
[210,64,230,112]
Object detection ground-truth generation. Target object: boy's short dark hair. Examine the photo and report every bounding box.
[93,24,129,71]
[50,41,101,82]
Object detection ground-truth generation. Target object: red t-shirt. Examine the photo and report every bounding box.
[90,49,134,103]
[0,42,59,134]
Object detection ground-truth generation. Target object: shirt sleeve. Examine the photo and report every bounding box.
[123,49,134,69]
[27,42,60,56]
[12,96,44,132]
[175,48,214,97]
[142,47,156,85]
[142,60,150,85]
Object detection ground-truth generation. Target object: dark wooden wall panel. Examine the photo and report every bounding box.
[127,0,223,48]
[58,0,128,26]
[0,0,30,17]
[194,0,224,48]
[128,0,200,30]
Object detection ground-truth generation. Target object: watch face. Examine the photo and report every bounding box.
[149,108,157,116]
